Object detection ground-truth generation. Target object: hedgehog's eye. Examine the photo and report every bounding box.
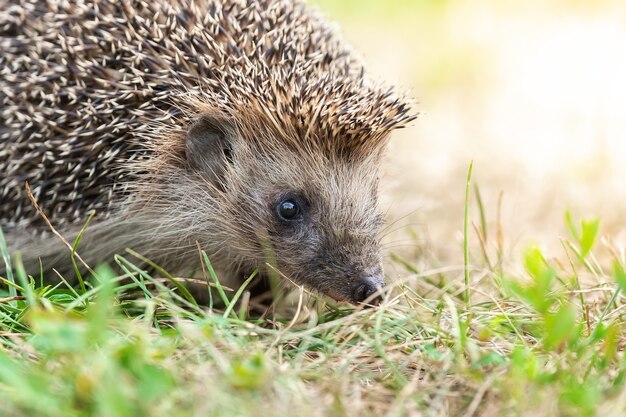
[276,199,302,222]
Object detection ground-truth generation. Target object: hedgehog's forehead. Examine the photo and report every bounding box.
[239,138,382,200]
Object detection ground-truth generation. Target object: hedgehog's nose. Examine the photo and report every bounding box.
[352,275,384,305]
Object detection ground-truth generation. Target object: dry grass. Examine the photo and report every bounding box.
[2,178,626,416]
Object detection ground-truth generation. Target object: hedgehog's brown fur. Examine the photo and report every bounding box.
[0,0,415,303]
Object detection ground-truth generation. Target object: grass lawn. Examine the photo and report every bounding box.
[1,174,625,417]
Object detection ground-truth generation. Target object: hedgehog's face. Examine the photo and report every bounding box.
[257,160,386,304]
[253,159,386,304]
[187,114,387,304]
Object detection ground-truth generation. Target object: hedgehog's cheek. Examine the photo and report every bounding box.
[185,113,235,187]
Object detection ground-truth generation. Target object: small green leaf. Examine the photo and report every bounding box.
[523,246,550,284]
[579,218,600,258]
[544,304,577,351]
[29,312,88,355]
[227,352,267,390]
[602,322,620,364]
[613,261,626,293]
[507,246,557,314]
[564,210,579,242]
[472,351,506,368]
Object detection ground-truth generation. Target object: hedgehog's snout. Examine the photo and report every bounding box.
[350,273,384,305]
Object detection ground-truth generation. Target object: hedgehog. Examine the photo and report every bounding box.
[0,0,415,304]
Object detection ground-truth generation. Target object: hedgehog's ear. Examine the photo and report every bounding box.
[186,115,234,184]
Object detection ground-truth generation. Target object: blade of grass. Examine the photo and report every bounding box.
[464,160,474,310]
[223,270,257,319]
[202,251,231,309]
[0,228,17,304]
[13,253,36,308]
[71,211,96,294]
[474,183,488,242]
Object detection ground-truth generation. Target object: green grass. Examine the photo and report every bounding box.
[2,186,626,417]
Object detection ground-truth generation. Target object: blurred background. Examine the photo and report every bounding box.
[312,0,626,273]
